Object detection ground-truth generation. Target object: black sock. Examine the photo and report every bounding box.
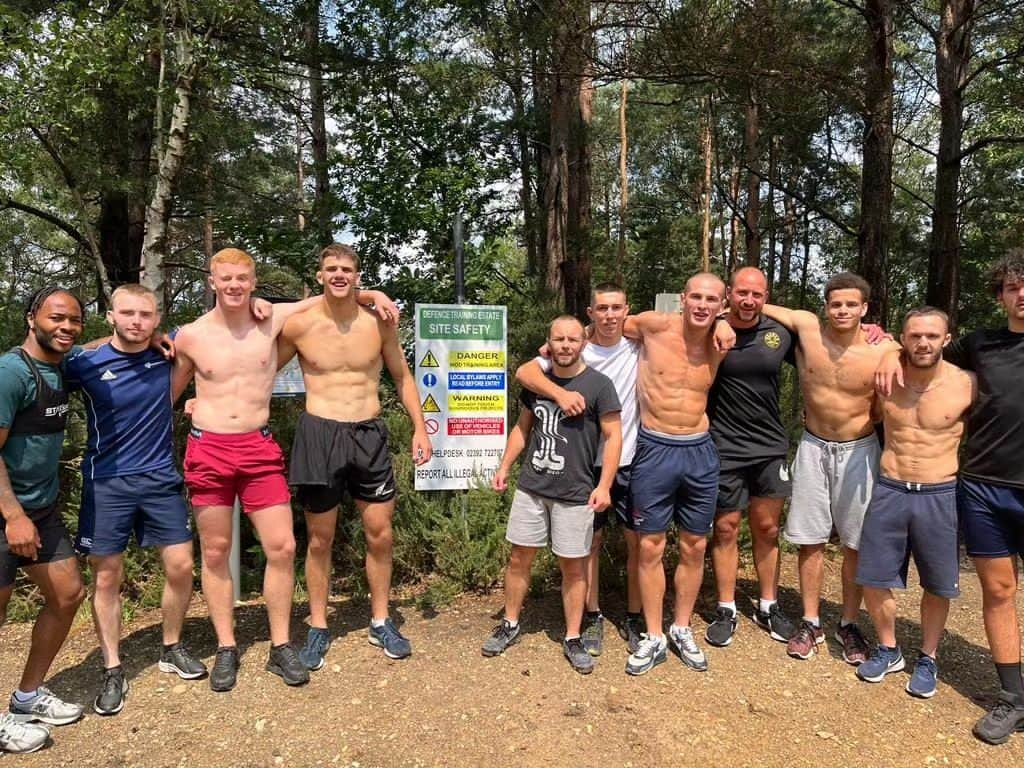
[996,662,1024,696]
[163,642,178,652]
[626,611,642,621]
[272,642,289,651]
[585,610,602,620]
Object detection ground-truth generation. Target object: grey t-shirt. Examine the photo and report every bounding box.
[517,366,621,504]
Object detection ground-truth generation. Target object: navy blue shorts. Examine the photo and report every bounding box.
[958,478,1024,558]
[856,476,959,598]
[592,465,633,532]
[77,466,192,556]
[629,429,719,535]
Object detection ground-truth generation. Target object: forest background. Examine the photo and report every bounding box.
[1,0,1022,620]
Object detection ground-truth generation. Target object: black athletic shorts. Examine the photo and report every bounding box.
[592,464,633,532]
[716,456,791,513]
[290,413,396,512]
[0,502,76,588]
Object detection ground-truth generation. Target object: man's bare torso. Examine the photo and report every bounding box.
[179,313,278,433]
[879,361,974,483]
[282,303,385,422]
[636,313,720,435]
[796,324,891,441]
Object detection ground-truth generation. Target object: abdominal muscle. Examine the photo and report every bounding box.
[303,367,382,423]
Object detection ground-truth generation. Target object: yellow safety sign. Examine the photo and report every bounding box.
[421,393,441,413]
[419,350,440,368]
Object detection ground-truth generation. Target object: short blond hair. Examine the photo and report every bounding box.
[210,248,255,271]
[110,283,158,309]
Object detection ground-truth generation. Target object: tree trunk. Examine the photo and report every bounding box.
[616,78,629,273]
[743,95,761,266]
[510,48,538,278]
[564,54,593,321]
[926,0,973,330]
[728,158,740,275]
[765,135,777,290]
[857,0,895,325]
[780,188,797,305]
[304,0,332,247]
[800,207,812,309]
[140,19,199,309]
[699,96,713,272]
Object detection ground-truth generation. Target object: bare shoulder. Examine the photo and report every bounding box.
[282,305,321,340]
[636,310,675,334]
[945,361,976,391]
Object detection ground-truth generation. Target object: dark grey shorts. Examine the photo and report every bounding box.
[855,476,960,598]
[0,503,76,588]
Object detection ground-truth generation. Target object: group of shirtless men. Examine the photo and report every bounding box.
[1,244,1023,753]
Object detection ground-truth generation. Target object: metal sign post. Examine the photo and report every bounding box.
[231,497,241,603]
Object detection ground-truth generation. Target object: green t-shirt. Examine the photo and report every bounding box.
[0,349,65,509]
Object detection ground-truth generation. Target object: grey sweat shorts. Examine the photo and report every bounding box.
[506,489,594,558]
[784,430,879,550]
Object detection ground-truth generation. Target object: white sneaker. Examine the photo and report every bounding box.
[669,625,708,672]
[625,634,668,676]
[8,687,84,726]
[0,711,50,754]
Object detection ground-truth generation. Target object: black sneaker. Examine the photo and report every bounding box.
[563,637,595,674]
[973,691,1024,745]
[158,644,208,680]
[266,644,310,686]
[481,619,521,657]
[618,614,645,654]
[581,613,604,657]
[93,667,128,716]
[704,607,738,647]
[754,603,797,642]
[209,646,239,692]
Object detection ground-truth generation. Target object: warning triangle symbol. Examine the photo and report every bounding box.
[421,393,441,413]
[420,349,440,368]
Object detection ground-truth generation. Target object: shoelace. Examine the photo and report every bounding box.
[309,633,330,655]
[674,629,699,655]
[101,671,123,696]
[794,625,820,654]
[634,635,662,658]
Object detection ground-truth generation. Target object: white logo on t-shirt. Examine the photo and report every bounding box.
[530,401,567,472]
[100,370,117,381]
[144,360,166,369]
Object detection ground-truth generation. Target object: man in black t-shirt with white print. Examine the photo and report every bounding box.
[481,316,622,675]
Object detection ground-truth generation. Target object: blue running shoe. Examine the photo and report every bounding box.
[299,627,332,671]
[856,644,904,682]
[906,653,938,699]
[368,619,412,659]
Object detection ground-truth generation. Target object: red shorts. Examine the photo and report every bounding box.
[183,427,291,512]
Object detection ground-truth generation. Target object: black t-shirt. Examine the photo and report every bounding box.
[517,366,621,504]
[944,328,1024,488]
[708,317,796,462]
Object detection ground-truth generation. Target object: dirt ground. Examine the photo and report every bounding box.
[3,555,1023,768]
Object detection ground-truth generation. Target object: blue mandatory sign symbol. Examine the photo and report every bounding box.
[422,373,438,387]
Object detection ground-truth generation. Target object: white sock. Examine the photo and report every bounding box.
[718,601,737,616]
[564,634,580,641]
[759,599,777,613]
[669,624,690,635]
[13,689,38,703]
[505,618,519,628]
[802,616,820,628]
[370,618,387,628]
[840,618,854,628]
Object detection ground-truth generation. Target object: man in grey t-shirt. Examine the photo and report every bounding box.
[481,316,622,674]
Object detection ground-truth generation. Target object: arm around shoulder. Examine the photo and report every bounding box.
[761,303,816,334]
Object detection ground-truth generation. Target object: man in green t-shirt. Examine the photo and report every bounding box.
[0,287,87,754]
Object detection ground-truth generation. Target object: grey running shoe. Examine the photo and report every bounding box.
[0,712,49,754]
[266,644,310,686]
[754,603,797,642]
[973,691,1024,745]
[856,645,905,683]
[669,625,708,672]
[704,607,738,647]
[159,644,208,679]
[482,619,521,657]
[563,637,595,674]
[8,687,83,726]
[581,613,604,657]
[299,627,332,671]
[209,646,240,693]
[835,623,871,665]
[93,667,128,716]
[625,634,668,676]
[618,614,645,654]
[368,619,412,659]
